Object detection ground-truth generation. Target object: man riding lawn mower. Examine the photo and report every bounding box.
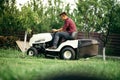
[27,12,99,60]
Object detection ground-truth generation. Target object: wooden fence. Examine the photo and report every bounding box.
[1,31,120,56]
[106,34,120,56]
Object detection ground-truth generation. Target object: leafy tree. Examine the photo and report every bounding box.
[0,0,23,36]
[109,3,120,34]
[76,0,104,38]
[25,0,68,33]
[76,0,120,60]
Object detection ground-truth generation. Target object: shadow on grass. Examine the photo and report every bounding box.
[36,73,106,80]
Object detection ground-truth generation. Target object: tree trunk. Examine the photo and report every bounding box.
[103,47,106,61]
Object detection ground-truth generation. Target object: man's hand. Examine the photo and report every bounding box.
[52,29,58,32]
[52,28,63,32]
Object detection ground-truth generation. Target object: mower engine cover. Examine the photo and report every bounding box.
[29,33,52,46]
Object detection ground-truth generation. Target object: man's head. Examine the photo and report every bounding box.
[59,12,68,20]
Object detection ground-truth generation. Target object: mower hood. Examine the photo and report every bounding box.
[29,33,52,46]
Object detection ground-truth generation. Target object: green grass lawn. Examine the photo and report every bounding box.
[0,49,120,80]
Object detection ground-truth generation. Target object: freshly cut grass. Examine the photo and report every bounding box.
[0,49,120,80]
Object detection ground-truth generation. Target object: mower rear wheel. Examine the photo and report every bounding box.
[27,47,38,56]
[60,47,75,60]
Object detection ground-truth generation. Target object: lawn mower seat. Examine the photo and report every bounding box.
[69,32,78,40]
[58,32,78,46]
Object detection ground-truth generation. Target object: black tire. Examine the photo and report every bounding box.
[27,47,38,56]
[60,47,75,60]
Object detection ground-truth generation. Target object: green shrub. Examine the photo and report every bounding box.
[0,36,18,48]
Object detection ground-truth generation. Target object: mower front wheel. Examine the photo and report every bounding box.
[27,47,38,56]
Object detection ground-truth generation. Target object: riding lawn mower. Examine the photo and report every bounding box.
[27,32,99,60]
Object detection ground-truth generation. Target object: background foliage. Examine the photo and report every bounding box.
[0,0,120,35]
[0,0,120,49]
